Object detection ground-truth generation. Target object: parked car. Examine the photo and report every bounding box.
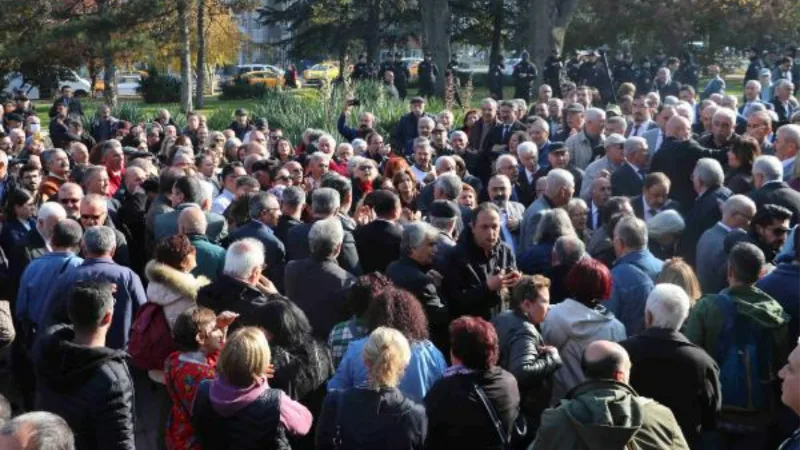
[117,73,142,97]
[302,62,340,88]
[242,68,284,88]
[219,64,283,87]
[4,70,92,100]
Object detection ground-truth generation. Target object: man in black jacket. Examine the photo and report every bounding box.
[386,222,448,347]
[650,115,726,213]
[620,284,720,449]
[197,239,285,333]
[441,202,520,319]
[354,190,403,273]
[751,155,800,225]
[679,158,732,266]
[33,280,135,450]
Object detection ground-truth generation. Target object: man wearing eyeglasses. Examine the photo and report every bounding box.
[746,110,775,155]
[749,204,793,264]
[751,155,800,225]
[696,195,757,294]
[78,194,130,267]
[56,182,84,220]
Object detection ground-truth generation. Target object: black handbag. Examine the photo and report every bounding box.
[472,380,529,450]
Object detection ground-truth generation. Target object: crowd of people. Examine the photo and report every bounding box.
[0,47,798,450]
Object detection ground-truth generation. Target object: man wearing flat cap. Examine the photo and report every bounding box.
[580,133,627,200]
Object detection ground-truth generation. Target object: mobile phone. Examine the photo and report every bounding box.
[347,99,361,107]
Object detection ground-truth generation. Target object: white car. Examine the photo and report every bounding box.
[116,74,141,97]
[4,70,92,100]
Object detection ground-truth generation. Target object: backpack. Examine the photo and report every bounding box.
[127,302,177,371]
[715,294,777,430]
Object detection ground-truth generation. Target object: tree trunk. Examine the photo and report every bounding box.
[98,0,117,107]
[419,0,451,96]
[178,0,194,113]
[489,0,503,68]
[365,0,380,64]
[195,0,206,108]
[528,0,581,84]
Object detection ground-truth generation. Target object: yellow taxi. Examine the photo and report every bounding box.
[302,62,340,88]
[242,68,285,88]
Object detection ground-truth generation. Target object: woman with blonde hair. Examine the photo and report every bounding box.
[656,258,702,305]
[191,327,312,449]
[317,327,427,450]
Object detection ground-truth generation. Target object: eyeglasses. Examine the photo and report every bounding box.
[60,198,81,204]
[358,165,374,171]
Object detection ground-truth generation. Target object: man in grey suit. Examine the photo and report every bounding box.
[154,175,228,244]
[519,168,575,255]
[487,174,525,252]
[695,195,756,293]
[642,105,676,156]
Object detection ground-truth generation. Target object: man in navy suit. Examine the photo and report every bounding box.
[631,172,681,222]
[480,100,524,182]
[226,192,286,292]
[612,136,649,197]
[679,158,732,266]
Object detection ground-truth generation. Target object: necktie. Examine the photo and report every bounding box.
[632,125,640,137]
[503,125,509,141]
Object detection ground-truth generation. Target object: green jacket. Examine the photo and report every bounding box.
[531,380,688,450]
[188,234,226,282]
[684,284,789,363]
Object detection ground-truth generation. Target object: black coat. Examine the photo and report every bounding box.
[197,274,287,333]
[274,215,302,246]
[284,256,355,340]
[386,256,449,346]
[516,167,538,207]
[316,388,427,450]
[192,380,290,450]
[749,181,800,225]
[354,219,403,274]
[33,325,135,450]
[228,220,287,291]
[440,228,517,320]
[724,167,755,195]
[620,328,721,449]
[611,163,644,198]
[679,185,732,266]
[116,190,149,276]
[424,367,520,450]
[286,220,361,276]
[649,137,727,213]
[7,227,48,300]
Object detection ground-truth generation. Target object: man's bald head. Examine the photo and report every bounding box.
[178,205,207,235]
[582,340,631,383]
[666,115,692,140]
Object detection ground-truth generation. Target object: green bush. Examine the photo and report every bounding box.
[219,78,272,100]
[138,68,181,104]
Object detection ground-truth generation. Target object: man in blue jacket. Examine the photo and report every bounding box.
[40,226,147,350]
[336,101,376,142]
[607,216,664,336]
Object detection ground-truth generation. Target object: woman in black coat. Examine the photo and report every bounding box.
[424,316,521,450]
[0,188,36,258]
[724,135,761,194]
[316,327,427,450]
[260,301,334,450]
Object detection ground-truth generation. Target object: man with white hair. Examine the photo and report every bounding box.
[41,226,146,350]
[487,174,525,251]
[775,123,800,180]
[565,107,606,170]
[78,194,130,267]
[226,192,286,290]
[198,238,284,332]
[698,108,739,151]
[740,80,766,118]
[751,154,800,224]
[285,218,355,340]
[607,216,664,335]
[654,66,681,99]
[178,206,225,282]
[580,133,626,200]
[417,155,457,215]
[404,116,435,155]
[9,202,68,286]
[611,137,649,197]
[696,195,757,293]
[516,141,540,206]
[620,284,720,449]
[772,79,795,129]
[520,168,575,255]
[679,158,733,266]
